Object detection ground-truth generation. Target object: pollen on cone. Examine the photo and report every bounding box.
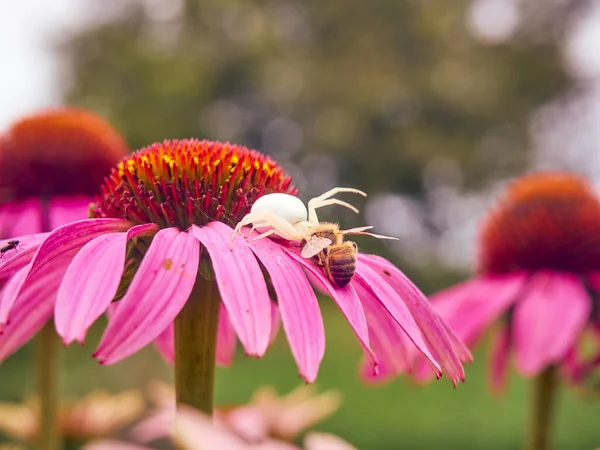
[92,139,296,230]
[478,172,600,274]
[0,108,129,200]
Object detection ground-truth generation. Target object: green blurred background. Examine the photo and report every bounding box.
[3,0,600,448]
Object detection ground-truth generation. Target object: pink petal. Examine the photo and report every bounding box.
[283,247,376,369]
[216,304,237,366]
[0,233,49,280]
[357,291,414,383]
[55,223,159,344]
[153,302,238,366]
[94,227,200,364]
[191,222,271,358]
[488,325,510,394]
[269,301,281,345]
[428,272,527,345]
[304,432,357,450]
[0,199,43,236]
[154,322,175,364]
[513,271,591,376]
[354,262,442,377]
[0,219,132,324]
[48,195,93,229]
[247,237,325,383]
[0,266,63,361]
[83,441,151,450]
[359,254,465,386]
[174,406,249,450]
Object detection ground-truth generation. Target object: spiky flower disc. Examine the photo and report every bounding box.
[479,172,600,274]
[92,139,297,229]
[0,108,128,200]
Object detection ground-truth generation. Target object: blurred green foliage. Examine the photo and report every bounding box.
[64,0,569,196]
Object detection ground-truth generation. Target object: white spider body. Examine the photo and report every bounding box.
[231,187,398,252]
[249,193,310,238]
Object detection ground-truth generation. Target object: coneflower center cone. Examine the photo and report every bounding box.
[478,173,600,275]
[0,108,128,201]
[93,139,296,414]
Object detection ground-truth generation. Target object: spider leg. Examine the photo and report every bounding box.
[248,229,275,242]
[230,210,305,250]
[307,187,366,225]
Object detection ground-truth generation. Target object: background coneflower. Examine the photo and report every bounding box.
[428,172,600,450]
[0,108,129,450]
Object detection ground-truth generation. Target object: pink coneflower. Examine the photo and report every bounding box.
[0,108,129,237]
[427,172,600,450]
[0,138,468,414]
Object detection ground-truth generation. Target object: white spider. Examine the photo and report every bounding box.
[231,187,396,250]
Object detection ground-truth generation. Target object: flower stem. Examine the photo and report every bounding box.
[174,278,220,414]
[37,320,62,450]
[526,365,558,450]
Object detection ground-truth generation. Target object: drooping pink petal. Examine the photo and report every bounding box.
[247,236,325,383]
[354,262,442,376]
[94,227,200,364]
[48,195,93,229]
[0,265,31,325]
[357,289,414,383]
[269,301,281,345]
[283,247,376,369]
[442,321,474,365]
[0,219,132,324]
[359,253,465,386]
[427,272,528,345]
[191,222,271,358]
[488,325,511,394]
[154,322,175,364]
[153,302,238,366]
[216,304,237,366]
[0,266,64,362]
[0,233,48,280]
[0,198,43,236]
[513,271,591,376]
[56,223,159,344]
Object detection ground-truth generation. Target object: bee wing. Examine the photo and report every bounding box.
[342,226,398,240]
[301,236,333,258]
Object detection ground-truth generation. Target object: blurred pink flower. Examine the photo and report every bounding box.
[0,390,144,445]
[130,382,341,445]
[0,108,128,237]
[426,173,600,390]
[0,138,468,384]
[86,405,356,450]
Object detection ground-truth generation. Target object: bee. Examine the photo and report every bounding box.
[0,240,20,259]
[301,223,373,287]
[233,187,397,287]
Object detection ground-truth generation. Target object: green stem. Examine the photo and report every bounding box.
[174,279,220,414]
[526,365,558,450]
[37,320,62,450]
